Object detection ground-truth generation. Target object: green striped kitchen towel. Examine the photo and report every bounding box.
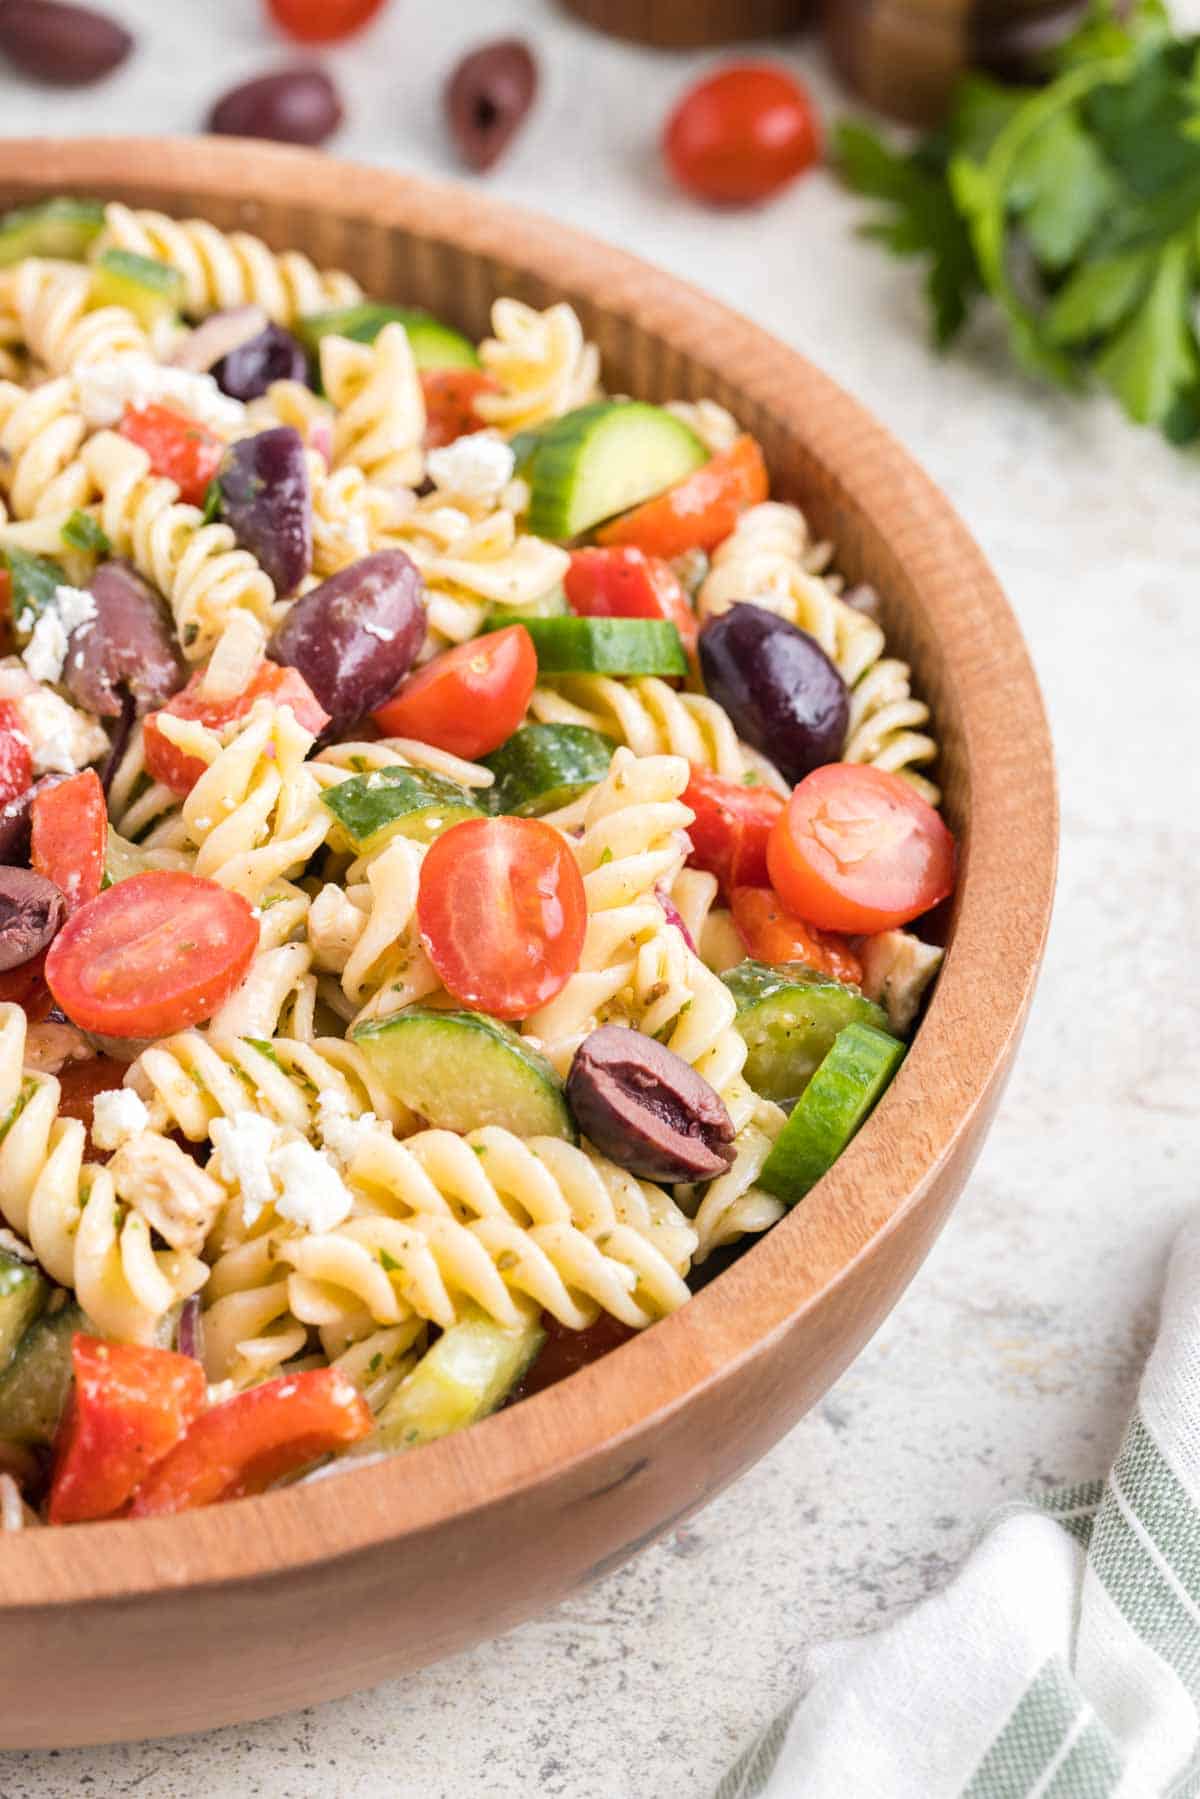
[716,1217,1200,1799]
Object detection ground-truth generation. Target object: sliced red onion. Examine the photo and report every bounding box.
[178,1294,203,1363]
[656,885,697,954]
[308,419,332,467]
[171,306,270,375]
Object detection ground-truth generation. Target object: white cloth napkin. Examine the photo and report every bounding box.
[717,1216,1200,1799]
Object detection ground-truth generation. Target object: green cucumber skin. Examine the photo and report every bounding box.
[0,198,105,267]
[520,616,687,677]
[90,249,184,330]
[724,960,889,1105]
[483,723,615,817]
[0,1253,48,1376]
[758,1023,906,1207]
[525,401,707,541]
[321,767,482,853]
[372,1309,546,1453]
[353,1007,576,1141]
[486,583,569,629]
[0,1303,83,1445]
[298,304,479,369]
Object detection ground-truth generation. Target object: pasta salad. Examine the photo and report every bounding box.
[0,198,954,1528]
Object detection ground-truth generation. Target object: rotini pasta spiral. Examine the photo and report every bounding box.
[82,428,278,660]
[529,675,747,779]
[0,376,93,520]
[664,398,741,454]
[282,1122,696,1340]
[306,836,440,1026]
[8,258,154,374]
[0,1005,207,1343]
[475,299,601,433]
[322,323,426,490]
[93,203,362,324]
[843,657,940,806]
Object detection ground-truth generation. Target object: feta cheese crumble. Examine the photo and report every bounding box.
[21,585,97,686]
[426,432,516,505]
[270,1136,355,1233]
[210,1112,283,1229]
[0,662,108,775]
[74,355,245,436]
[315,1087,377,1168]
[90,1088,150,1154]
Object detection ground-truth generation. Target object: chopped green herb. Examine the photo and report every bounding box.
[60,510,110,556]
[741,770,760,786]
[201,479,223,525]
[368,1353,383,1374]
[599,846,614,865]
[379,1248,401,1273]
[4,547,64,636]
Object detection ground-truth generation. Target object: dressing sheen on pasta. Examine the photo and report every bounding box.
[0,198,954,1528]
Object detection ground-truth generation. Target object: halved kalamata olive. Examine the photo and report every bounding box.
[566,1025,735,1184]
[208,66,343,146]
[218,428,312,597]
[267,549,427,735]
[0,0,133,86]
[0,775,65,867]
[172,307,270,376]
[0,868,66,971]
[212,323,309,403]
[445,38,538,172]
[699,605,849,786]
[65,561,185,720]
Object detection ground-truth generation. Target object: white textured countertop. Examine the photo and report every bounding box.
[3,2,1199,1794]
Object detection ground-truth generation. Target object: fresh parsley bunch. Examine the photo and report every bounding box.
[835,0,1200,442]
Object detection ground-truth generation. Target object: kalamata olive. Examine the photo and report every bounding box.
[65,561,185,720]
[172,307,269,376]
[0,775,65,867]
[566,1025,735,1184]
[699,605,849,786]
[218,428,312,597]
[207,66,343,146]
[445,39,538,173]
[212,323,309,403]
[0,868,66,972]
[267,549,427,735]
[0,0,133,87]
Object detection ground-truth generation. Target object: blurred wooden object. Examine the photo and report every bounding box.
[560,0,812,49]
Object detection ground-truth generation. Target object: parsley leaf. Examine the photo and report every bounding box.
[3,547,64,638]
[61,510,111,556]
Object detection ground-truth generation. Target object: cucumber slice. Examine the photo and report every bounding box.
[371,1307,545,1452]
[353,1008,575,1140]
[0,1302,82,1445]
[89,249,185,332]
[724,960,889,1106]
[520,616,687,677]
[321,767,483,854]
[486,582,569,630]
[298,303,479,370]
[0,197,105,267]
[483,724,614,817]
[0,1249,48,1377]
[758,1023,906,1206]
[526,402,708,541]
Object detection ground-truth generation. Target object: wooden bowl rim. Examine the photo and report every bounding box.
[0,138,1057,1609]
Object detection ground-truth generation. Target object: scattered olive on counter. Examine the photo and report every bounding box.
[267,549,427,735]
[0,868,67,972]
[207,66,344,146]
[565,1025,736,1184]
[217,429,313,597]
[0,0,133,87]
[212,322,309,403]
[66,561,185,721]
[445,38,538,173]
[698,604,850,786]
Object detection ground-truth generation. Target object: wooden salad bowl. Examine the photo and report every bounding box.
[0,138,1056,1749]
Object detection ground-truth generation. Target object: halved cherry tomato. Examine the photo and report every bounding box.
[565,547,698,657]
[372,625,537,760]
[144,663,330,795]
[421,368,500,450]
[55,1055,132,1157]
[518,1313,637,1401]
[730,885,863,986]
[597,435,768,560]
[118,403,225,508]
[267,0,386,44]
[0,953,51,1020]
[0,698,32,811]
[683,766,784,898]
[46,870,260,1039]
[31,769,106,915]
[418,816,587,1020]
[130,1368,373,1516]
[768,764,955,935]
[664,64,822,207]
[49,1335,205,1526]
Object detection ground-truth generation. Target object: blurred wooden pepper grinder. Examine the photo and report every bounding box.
[560,0,1087,123]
